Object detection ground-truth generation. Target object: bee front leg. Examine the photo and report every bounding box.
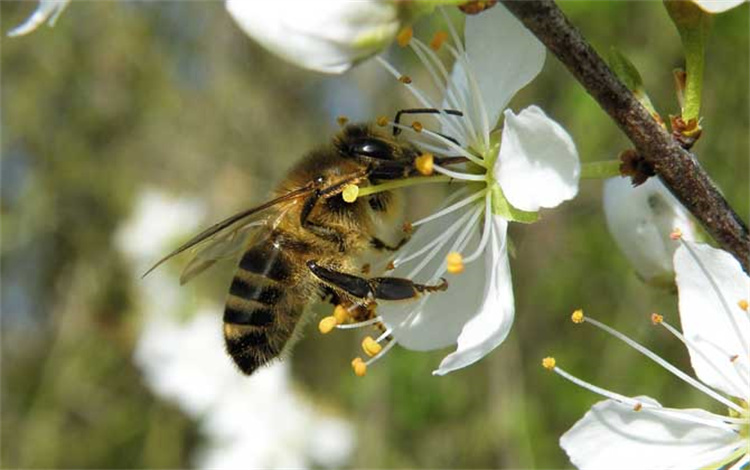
[307,261,447,301]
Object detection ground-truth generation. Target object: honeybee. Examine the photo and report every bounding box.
[146,119,465,375]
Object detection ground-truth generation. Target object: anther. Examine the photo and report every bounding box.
[318,316,338,334]
[446,252,464,274]
[398,75,413,85]
[402,222,413,234]
[730,354,739,363]
[362,336,383,357]
[415,153,434,175]
[651,313,664,325]
[542,357,556,370]
[670,228,683,240]
[430,31,449,51]
[571,309,585,324]
[336,115,349,127]
[633,402,643,412]
[333,305,349,324]
[411,121,423,132]
[351,357,367,377]
[342,184,359,203]
[396,26,413,47]
[386,260,396,271]
[739,299,748,312]
[376,116,389,127]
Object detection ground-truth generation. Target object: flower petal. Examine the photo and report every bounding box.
[8,0,70,37]
[692,0,746,13]
[379,201,486,350]
[433,216,513,375]
[465,4,545,127]
[226,0,402,74]
[603,176,697,284]
[495,106,580,212]
[674,242,750,400]
[560,396,742,470]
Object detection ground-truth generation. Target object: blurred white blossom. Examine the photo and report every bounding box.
[549,240,750,470]
[226,0,431,74]
[117,189,355,469]
[603,176,697,285]
[8,0,70,37]
[692,0,746,13]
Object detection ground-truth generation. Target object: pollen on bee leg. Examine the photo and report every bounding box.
[342,184,359,203]
[542,357,556,370]
[651,313,664,325]
[430,31,449,51]
[318,316,338,334]
[376,115,389,127]
[571,309,585,324]
[738,299,748,312]
[670,228,683,240]
[336,115,349,127]
[446,252,464,274]
[362,336,383,357]
[396,26,413,47]
[415,153,434,176]
[351,357,367,377]
[333,305,349,324]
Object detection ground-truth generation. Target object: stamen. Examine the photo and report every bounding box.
[739,299,748,312]
[362,336,383,357]
[407,208,477,279]
[390,121,486,168]
[430,31,449,51]
[571,309,584,324]
[584,314,746,414]
[399,75,413,85]
[376,115,389,127]
[336,316,383,330]
[411,121,424,132]
[651,313,664,324]
[446,252,465,274]
[355,175,451,199]
[394,213,467,266]
[670,228,683,240]
[375,56,441,121]
[364,337,397,366]
[415,153,434,175]
[462,194,493,264]
[411,188,486,228]
[337,115,349,127]
[633,402,643,412]
[351,357,367,377]
[333,305,349,324]
[396,26,413,47]
[542,356,556,370]
[318,316,337,334]
[342,184,359,203]
[433,164,486,181]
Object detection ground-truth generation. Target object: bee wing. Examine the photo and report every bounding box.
[142,183,315,279]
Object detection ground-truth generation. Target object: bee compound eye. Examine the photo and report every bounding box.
[350,138,392,160]
[315,175,325,185]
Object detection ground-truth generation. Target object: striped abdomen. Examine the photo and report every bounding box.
[223,237,304,375]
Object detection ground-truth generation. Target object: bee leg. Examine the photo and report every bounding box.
[307,260,448,301]
[299,192,347,251]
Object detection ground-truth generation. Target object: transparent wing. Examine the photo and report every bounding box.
[142,183,315,279]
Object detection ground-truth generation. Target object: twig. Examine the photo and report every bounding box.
[500,0,749,271]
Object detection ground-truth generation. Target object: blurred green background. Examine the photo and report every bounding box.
[1,1,747,468]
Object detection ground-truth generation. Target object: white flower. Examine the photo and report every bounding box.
[692,0,747,13]
[8,0,70,37]
[603,176,697,285]
[327,6,579,376]
[547,239,749,470]
[226,0,430,74]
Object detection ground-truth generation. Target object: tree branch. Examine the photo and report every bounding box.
[500,0,749,271]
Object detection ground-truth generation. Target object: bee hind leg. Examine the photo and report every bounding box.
[307,260,447,301]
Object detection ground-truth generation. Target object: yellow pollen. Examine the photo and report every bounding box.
[633,402,643,412]
[342,184,359,203]
[739,299,749,311]
[351,357,367,377]
[362,336,383,357]
[336,115,349,127]
[415,153,434,175]
[398,75,413,84]
[333,305,349,324]
[396,26,413,47]
[446,252,464,274]
[411,121,423,132]
[651,313,664,325]
[670,228,683,240]
[430,30,449,51]
[376,115,389,127]
[542,357,556,370]
[571,309,585,324]
[318,316,337,334]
